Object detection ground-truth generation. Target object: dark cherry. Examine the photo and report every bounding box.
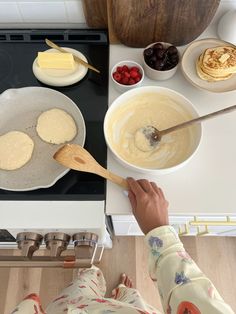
[166,45,178,56]
[172,59,179,67]
[170,54,179,63]
[155,48,165,59]
[163,61,175,70]
[148,59,155,68]
[144,55,150,64]
[150,55,157,63]
[153,43,163,50]
[144,48,154,58]
[155,59,165,70]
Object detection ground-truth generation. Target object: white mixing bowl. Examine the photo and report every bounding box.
[104,86,202,174]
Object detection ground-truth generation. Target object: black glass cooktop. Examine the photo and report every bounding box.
[0,29,109,200]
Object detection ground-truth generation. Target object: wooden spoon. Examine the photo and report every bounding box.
[45,38,100,73]
[136,103,236,151]
[53,144,128,189]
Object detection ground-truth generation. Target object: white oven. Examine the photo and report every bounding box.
[0,200,112,248]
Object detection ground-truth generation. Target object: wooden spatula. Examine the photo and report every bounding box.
[53,144,128,189]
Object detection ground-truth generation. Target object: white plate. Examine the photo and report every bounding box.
[0,87,86,191]
[32,47,88,87]
[181,38,236,93]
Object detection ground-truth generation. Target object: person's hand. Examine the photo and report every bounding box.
[127,177,169,234]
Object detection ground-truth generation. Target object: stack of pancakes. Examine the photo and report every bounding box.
[196,45,236,82]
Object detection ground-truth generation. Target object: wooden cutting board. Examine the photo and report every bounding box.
[108,0,220,47]
[82,0,108,28]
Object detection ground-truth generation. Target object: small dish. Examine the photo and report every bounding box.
[218,10,236,45]
[142,42,179,81]
[32,47,88,87]
[111,60,144,93]
[181,38,236,93]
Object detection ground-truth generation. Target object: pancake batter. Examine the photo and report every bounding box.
[107,93,198,169]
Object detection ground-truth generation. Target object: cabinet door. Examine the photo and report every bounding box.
[188,216,236,236]
[111,215,236,236]
[112,215,143,235]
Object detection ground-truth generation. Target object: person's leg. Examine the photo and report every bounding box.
[45,265,106,313]
[10,294,45,314]
[112,274,162,314]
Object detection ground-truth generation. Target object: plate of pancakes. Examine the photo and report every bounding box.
[181,38,236,92]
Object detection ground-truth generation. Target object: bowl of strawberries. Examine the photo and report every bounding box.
[111,60,144,93]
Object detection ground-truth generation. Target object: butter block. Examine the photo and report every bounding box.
[37,52,75,69]
[219,53,230,64]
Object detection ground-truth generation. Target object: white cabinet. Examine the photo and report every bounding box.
[112,215,142,236]
[112,215,236,236]
[187,216,236,236]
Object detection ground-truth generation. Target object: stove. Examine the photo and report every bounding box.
[0,29,109,201]
[0,29,111,249]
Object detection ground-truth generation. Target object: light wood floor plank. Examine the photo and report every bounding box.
[0,250,11,314]
[40,268,74,309]
[135,236,163,311]
[99,236,137,297]
[195,236,236,311]
[4,255,43,314]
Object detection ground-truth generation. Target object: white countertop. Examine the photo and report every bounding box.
[106,1,236,216]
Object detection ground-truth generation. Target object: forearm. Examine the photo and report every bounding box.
[145,226,234,314]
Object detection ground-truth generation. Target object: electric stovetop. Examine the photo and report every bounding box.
[0,29,109,200]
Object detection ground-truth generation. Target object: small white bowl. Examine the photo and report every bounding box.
[143,42,179,81]
[218,9,236,45]
[111,60,144,93]
[104,86,202,174]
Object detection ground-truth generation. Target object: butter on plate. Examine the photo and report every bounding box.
[37,52,75,70]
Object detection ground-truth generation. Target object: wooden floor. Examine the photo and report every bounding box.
[0,236,236,313]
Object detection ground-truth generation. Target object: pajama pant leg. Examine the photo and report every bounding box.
[45,265,107,314]
[10,294,45,314]
[112,284,162,314]
[12,267,162,314]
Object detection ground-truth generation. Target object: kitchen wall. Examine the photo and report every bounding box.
[0,0,86,28]
[0,0,235,30]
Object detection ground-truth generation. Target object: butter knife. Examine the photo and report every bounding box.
[45,38,100,73]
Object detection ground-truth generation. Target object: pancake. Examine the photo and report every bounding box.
[36,108,77,144]
[196,54,233,82]
[0,131,34,170]
[202,46,236,76]
[196,45,236,82]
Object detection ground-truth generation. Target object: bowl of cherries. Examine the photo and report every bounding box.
[143,42,179,80]
[111,60,144,93]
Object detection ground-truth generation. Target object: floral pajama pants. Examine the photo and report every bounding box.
[12,266,159,314]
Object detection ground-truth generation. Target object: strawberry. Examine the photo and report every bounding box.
[130,66,139,72]
[130,70,139,78]
[128,78,135,85]
[135,76,141,83]
[121,77,129,85]
[117,66,122,73]
[113,72,122,82]
[122,65,129,72]
[124,71,131,78]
